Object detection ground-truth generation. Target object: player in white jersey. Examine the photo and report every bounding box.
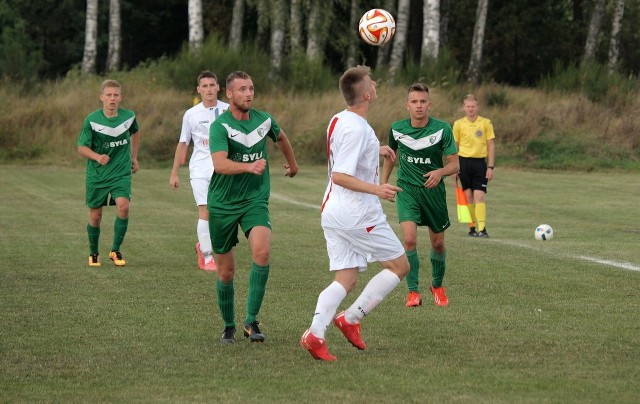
[301,65,409,361]
[170,71,229,271]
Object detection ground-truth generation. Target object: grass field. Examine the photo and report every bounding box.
[1,165,639,403]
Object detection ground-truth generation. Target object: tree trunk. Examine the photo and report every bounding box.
[583,0,606,64]
[376,0,396,68]
[270,0,286,79]
[346,0,359,68]
[440,0,450,47]
[389,0,410,82]
[106,0,121,72]
[607,0,625,74]
[188,0,204,50]
[467,0,488,84]
[229,0,244,50]
[421,0,440,66]
[306,0,329,61]
[256,0,270,51]
[81,0,99,74]
[290,0,303,54]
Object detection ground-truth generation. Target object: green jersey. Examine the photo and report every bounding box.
[388,117,457,188]
[77,108,139,186]
[208,109,279,209]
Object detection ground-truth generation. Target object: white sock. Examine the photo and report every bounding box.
[309,281,347,339]
[197,219,214,263]
[345,269,400,324]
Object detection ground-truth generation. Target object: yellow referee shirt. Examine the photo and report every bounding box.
[453,116,495,158]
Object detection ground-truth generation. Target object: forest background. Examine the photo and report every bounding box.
[1,0,639,170]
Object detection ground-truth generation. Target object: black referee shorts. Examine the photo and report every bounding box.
[459,157,488,193]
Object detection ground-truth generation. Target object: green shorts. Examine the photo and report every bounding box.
[396,182,450,233]
[86,177,131,208]
[208,199,271,254]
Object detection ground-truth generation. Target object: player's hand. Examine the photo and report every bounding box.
[131,158,139,174]
[248,159,267,175]
[283,162,298,178]
[95,154,110,165]
[380,146,396,163]
[377,183,402,202]
[423,169,442,188]
[169,175,179,190]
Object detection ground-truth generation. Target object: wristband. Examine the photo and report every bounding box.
[488,166,494,169]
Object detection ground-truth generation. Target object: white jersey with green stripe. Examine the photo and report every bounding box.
[77,108,139,186]
[208,109,279,209]
[388,117,457,188]
[179,101,229,180]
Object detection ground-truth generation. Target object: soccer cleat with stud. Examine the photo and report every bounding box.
[88,253,101,267]
[429,286,449,307]
[468,230,478,237]
[334,311,366,350]
[220,326,236,344]
[109,250,126,266]
[406,291,422,307]
[195,242,205,270]
[301,329,337,361]
[475,229,489,238]
[243,321,266,342]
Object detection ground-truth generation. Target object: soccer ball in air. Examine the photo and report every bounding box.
[534,224,554,241]
[358,9,395,46]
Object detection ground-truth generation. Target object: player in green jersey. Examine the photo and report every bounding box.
[209,71,298,344]
[77,79,140,268]
[381,83,459,307]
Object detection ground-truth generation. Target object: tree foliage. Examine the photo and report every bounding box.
[2,0,640,86]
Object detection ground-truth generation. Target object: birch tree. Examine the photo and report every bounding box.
[290,0,303,54]
[106,0,121,72]
[270,0,286,79]
[376,0,396,68]
[389,0,410,81]
[255,0,270,50]
[188,0,204,50]
[607,0,625,74]
[583,0,605,64]
[306,0,330,61]
[466,0,488,84]
[346,0,359,68]
[81,0,99,74]
[229,0,244,50]
[421,0,440,65]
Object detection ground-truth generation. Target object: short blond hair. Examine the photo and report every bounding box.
[463,93,478,102]
[101,79,121,93]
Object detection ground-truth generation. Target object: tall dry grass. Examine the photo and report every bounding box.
[1,77,639,170]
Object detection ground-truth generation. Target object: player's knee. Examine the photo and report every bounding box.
[403,238,417,251]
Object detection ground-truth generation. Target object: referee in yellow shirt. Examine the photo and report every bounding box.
[453,94,495,237]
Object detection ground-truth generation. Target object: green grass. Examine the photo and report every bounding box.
[1,165,639,402]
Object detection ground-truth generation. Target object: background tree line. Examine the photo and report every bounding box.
[1,0,639,87]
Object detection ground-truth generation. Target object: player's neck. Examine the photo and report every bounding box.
[230,107,249,120]
[103,108,118,118]
[346,104,368,118]
[202,99,218,109]
[466,115,478,122]
[411,116,429,128]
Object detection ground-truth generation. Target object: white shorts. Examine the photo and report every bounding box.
[190,178,210,206]
[323,222,405,272]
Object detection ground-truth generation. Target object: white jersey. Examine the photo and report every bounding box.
[179,101,229,179]
[321,110,387,230]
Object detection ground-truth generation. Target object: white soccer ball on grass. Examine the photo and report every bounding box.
[534,224,554,241]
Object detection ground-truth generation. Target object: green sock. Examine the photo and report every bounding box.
[216,279,235,327]
[245,262,269,324]
[406,249,420,292]
[87,224,100,255]
[430,250,447,288]
[112,216,128,251]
